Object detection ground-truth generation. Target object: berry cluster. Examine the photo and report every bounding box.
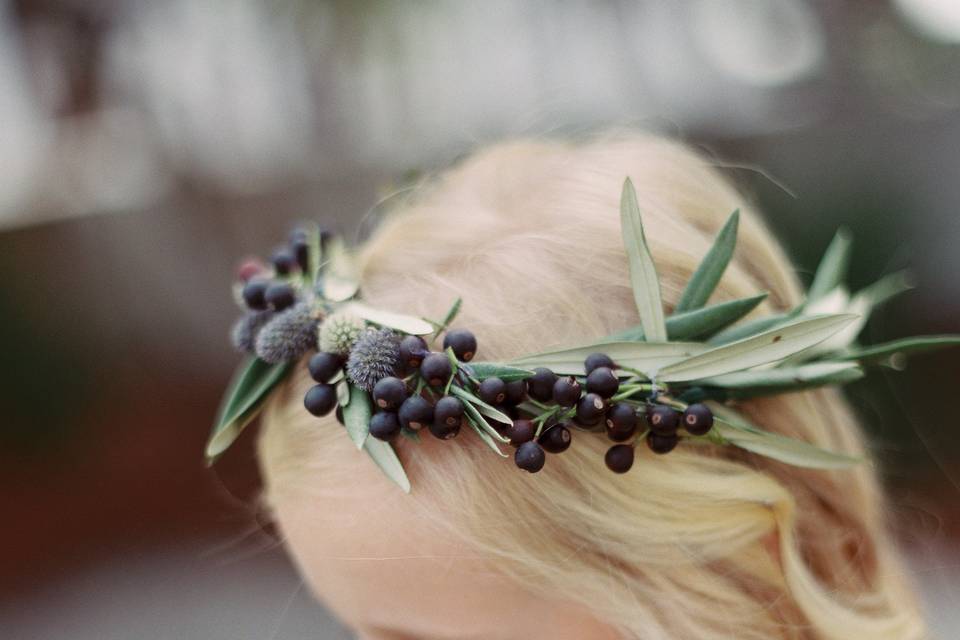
[231,228,324,364]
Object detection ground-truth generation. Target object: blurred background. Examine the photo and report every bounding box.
[2,0,959,638]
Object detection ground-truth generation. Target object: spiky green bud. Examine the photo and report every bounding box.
[319,311,365,356]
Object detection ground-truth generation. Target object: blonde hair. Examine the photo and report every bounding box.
[259,133,927,639]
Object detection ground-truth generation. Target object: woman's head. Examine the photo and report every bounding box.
[258,134,926,639]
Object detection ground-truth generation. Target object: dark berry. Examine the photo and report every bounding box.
[478,377,507,405]
[647,405,680,435]
[372,376,407,411]
[647,432,679,454]
[443,329,478,362]
[584,352,615,374]
[291,237,309,273]
[421,353,453,386]
[527,367,558,402]
[434,396,464,428]
[271,248,297,275]
[308,352,342,383]
[369,412,401,441]
[538,423,572,453]
[428,418,461,440]
[503,379,527,405]
[586,366,619,399]
[398,396,434,431]
[304,384,337,416]
[605,444,634,473]
[506,419,536,446]
[238,258,266,282]
[552,376,582,407]
[399,335,429,369]
[605,403,638,442]
[264,282,296,311]
[576,393,607,425]
[514,441,546,473]
[681,403,714,436]
[242,280,269,310]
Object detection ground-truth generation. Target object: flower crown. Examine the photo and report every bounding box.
[208,179,960,493]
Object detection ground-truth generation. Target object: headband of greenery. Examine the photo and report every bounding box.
[208,179,960,492]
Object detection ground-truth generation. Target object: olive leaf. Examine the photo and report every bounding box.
[206,357,293,460]
[806,228,852,304]
[607,294,767,342]
[657,314,857,382]
[708,403,861,469]
[510,341,705,376]
[342,383,372,449]
[363,437,411,493]
[336,379,350,407]
[462,362,534,382]
[675,210,739,312]
[620,178,667,342]
[322,236,361,302]
[343,301,434,336]
[306,222,323,286]
[835,335,960,367]
[698,362,864,398]
[465,415,509,457]
[450,386,511,441]
[708,311,797,345]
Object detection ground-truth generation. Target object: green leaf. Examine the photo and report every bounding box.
[322,237,360,302]
[465,415,508,457]
[344,301,434,335]
[206,357,293,460]
[806,228,852,304]
[698,362,864,398]
[856,269,912,309]
[608,294,767,342]
[708,312,796,345]
[336,379,350,407]
[837,335,960,367]
[343,384,372,449]
[675,210,739,312]
[657,314,857,382]
[363,437,411,493]
[462,362,534,382]
[620,178,667,342]
[709,403,861,469]
[510,341,705,376]
[450,386,512,441]
[306,222,322,286]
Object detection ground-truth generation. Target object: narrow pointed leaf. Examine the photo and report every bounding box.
[363,437,411,493]
[343,384,372,449]
[675,210,739,312]
[608,294,767,342]
[806,228,852,303]
[450,386,512,440]
[306,223,322,286]
[336,379,350,407]
[698,362,864,398]
[431,297,463,336]
[510,341,705,376]
[206,357,293,460]
[620,178,666,341]
[709,403,861,469]
[458,393,512,443]
[837,335,960,367]
[462,363,534,382]
[708,311,796,345]
[657,314,857,382]
[465,415,509,457]
[344,301,434,336]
